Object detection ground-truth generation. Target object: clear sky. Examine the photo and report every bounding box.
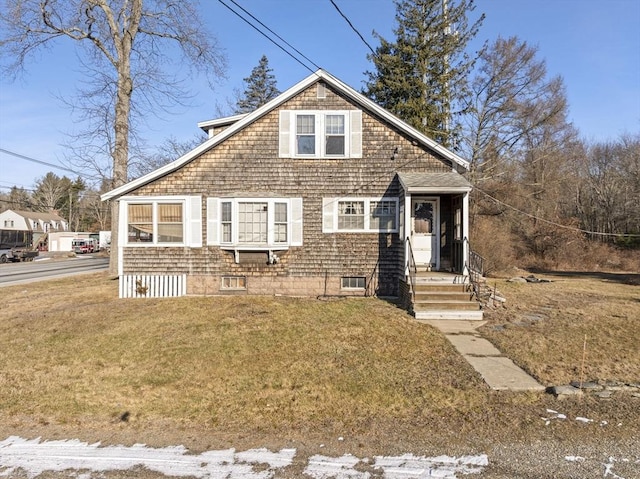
[1,0,639,192]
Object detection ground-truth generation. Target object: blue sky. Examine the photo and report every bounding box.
[1,0,639,192]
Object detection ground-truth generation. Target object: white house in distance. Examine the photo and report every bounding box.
[0,209,69,249]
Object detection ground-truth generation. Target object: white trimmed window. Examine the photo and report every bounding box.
[279,110,362,158]
[207,198,303,248]
[323,197,399,233]
[120,196,202,247]
[341,276,366,290]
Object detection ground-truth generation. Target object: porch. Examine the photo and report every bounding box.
[396,172,484,319]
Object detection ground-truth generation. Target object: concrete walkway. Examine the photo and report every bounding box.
[423,320,546,392]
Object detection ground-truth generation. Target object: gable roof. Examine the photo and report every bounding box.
[5,209,67,222]
[102,69,469,201]
[397,172,472,193]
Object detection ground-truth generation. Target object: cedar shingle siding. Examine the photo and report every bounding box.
[109,73,470,298]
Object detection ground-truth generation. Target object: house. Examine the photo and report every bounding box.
[102,70,482,319]
[0,209,69,249]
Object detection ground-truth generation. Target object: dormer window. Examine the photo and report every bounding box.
[280,110,361,159]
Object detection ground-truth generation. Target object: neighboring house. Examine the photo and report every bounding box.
[0,209,69,248]
[102,70,481,318]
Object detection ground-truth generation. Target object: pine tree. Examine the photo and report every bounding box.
[363,0,484,147]
[235,55,280,114]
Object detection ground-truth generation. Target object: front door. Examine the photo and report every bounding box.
[411,198,439,269]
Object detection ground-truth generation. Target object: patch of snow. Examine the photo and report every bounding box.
[575,416,594,423]
[373,453,489,478]
[0,436,295,479]
[565,455,586,462]
[305,454,368,479]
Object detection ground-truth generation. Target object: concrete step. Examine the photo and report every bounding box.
[413,300,481,311]
[413,282,469,292]
[414,291,473,301]
[415,310,484,320]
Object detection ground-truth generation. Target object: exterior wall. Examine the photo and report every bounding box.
[0,210,28,230]
[121,81,454,297]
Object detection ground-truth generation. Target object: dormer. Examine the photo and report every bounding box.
[197,114,248,139]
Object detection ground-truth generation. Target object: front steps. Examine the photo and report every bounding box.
[411,272,483,320]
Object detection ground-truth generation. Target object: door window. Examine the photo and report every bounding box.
[414,202,434,234]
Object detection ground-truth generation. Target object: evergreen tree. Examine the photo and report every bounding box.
[363,0,484,147]
[235,55,280,114]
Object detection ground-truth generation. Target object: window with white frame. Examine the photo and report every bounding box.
[118,197,201,247]
[370,200,397,231]
[341,276,366,290]
[279,110,362,159]
[127,201,184,244]
[221,276,247,290]
[323,197,398,233]
[338,201,365,230]
[207,198,303,248]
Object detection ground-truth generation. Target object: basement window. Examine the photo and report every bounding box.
[341,276,366,290]
[221,276,247,290]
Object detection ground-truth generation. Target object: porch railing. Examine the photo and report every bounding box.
[464,237,485,299]
[405,236,417,304]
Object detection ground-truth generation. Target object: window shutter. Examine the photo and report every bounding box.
[206,197,219,245]
[279,110,291,157]
[188,196,202,247]
[350,110,362,158]
[322,198,335,233]
[291,198,303,246]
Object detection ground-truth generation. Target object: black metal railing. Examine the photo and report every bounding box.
[405,236,417,304]
[464,237,485,299]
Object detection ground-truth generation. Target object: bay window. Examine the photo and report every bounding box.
[207,198,302,247]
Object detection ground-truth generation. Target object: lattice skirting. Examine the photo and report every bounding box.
[119,274,187,298]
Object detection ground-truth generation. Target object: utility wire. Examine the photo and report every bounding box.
[217,0,320,74]
[329,0,375,54]
[0,147,81,176]
[476,186,640,238]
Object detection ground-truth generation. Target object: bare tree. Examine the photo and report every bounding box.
[0,0,227,274]
[462,37,569,182]
[130,133,207,179]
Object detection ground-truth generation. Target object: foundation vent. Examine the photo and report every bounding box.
[119,274,187,298]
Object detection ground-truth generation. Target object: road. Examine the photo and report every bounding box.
[0,255,109,286]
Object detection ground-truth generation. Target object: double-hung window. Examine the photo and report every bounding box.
[280,110,362,158]
[323,197,398,233]
[127,202,183,244]
[207,198,303,248]
[121,196,202,247]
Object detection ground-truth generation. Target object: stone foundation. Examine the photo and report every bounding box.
[187,274,379,297]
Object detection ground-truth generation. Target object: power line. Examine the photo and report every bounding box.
[476,187,640,238]
[329,0,375,54]
[217,0,321,74]
[0,147,81,176]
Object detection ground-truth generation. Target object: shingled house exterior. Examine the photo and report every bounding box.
[102,70,480,318]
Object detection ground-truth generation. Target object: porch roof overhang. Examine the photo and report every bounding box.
[397,171,472,194]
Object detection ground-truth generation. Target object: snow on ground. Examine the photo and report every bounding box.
[1,435,637,478]
[0,436,488,478]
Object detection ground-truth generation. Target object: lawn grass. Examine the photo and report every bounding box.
[2,270,639,452]
[0,273,486,431]
[480,271,640,386]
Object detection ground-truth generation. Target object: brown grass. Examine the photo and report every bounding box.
[0,273,486,432]
[481,271,640,386]
[2,271,640,453]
